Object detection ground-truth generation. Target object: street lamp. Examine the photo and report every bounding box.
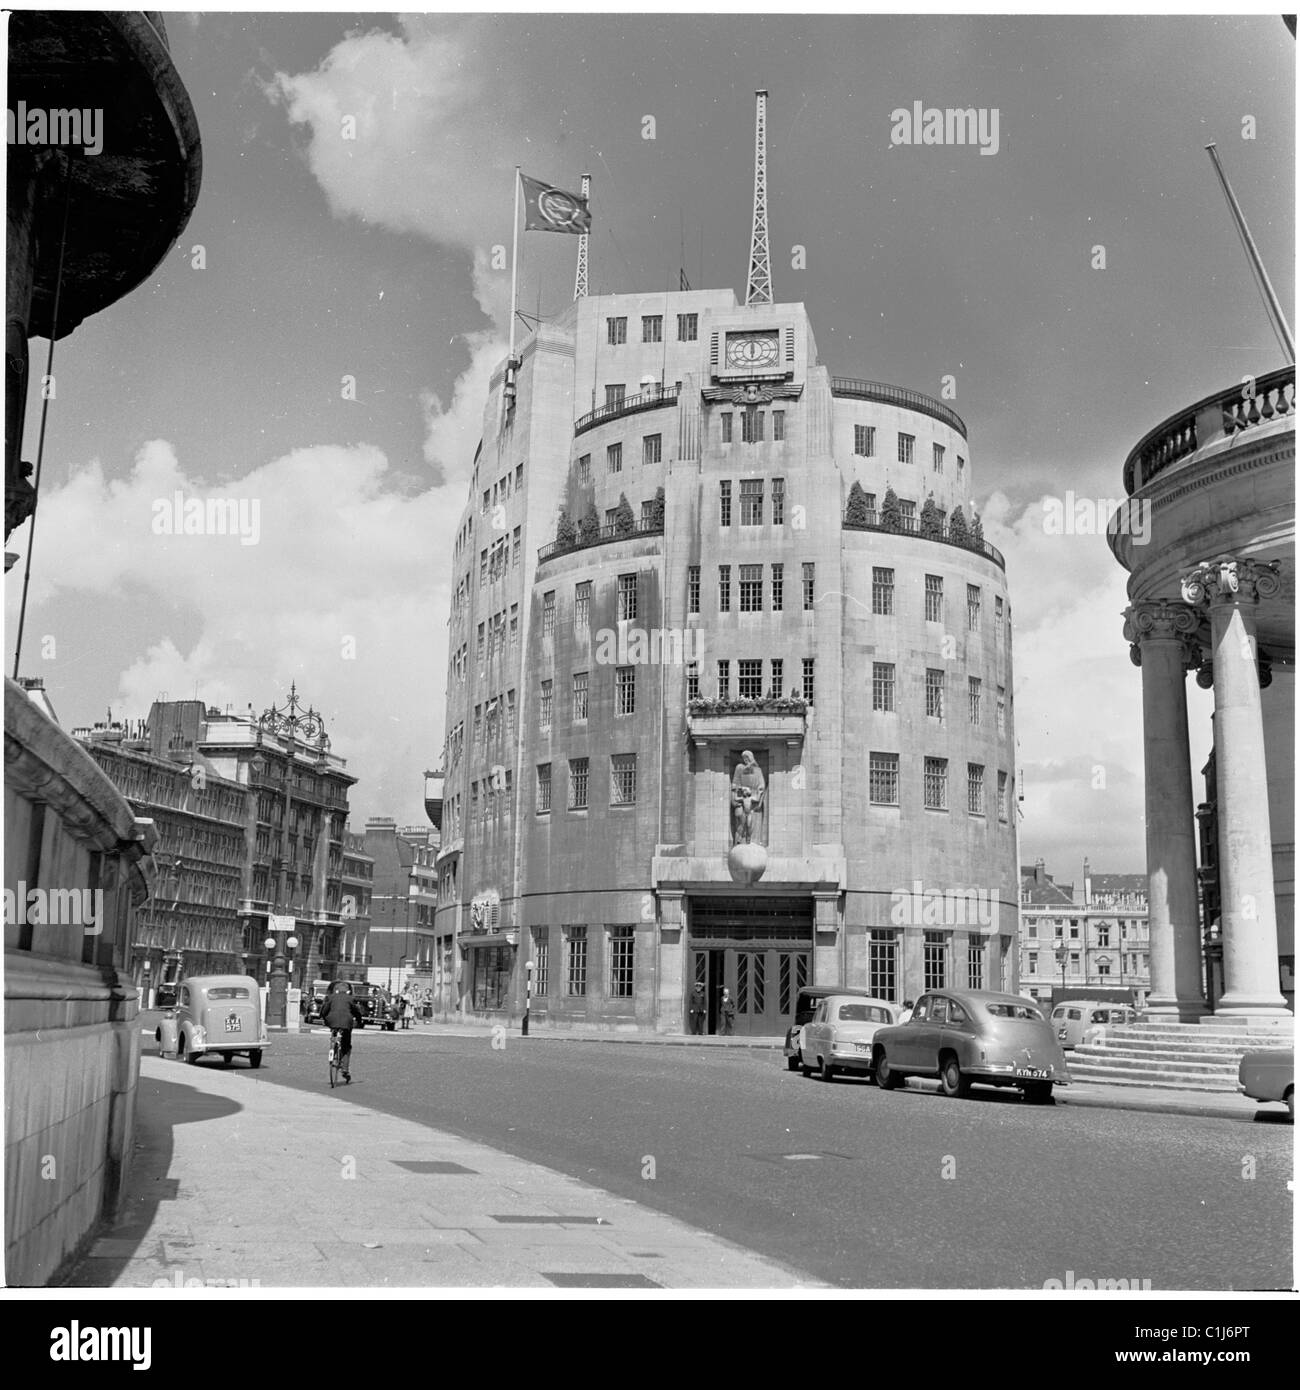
[264,929,300,1029]
[1054,944,1070,1002]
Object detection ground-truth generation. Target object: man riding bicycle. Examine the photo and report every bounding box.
[321,980,363,1083]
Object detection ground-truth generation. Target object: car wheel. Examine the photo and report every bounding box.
[221,1052,234,1066]
[939,1055,971,1098]
[876,1049,901,1090]
[248,1050,263,1069]
[820,1056,836,1083]
[800,1052,813,1078]
[185,1045,200,1066]
[786,1055,800,1072]
[1023,1081,1053,1105]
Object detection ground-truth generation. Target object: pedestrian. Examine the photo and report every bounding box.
[688,981,707,1035]
[402,994,414,1029]
[720,988,736,1036]
[898,998,915,1024]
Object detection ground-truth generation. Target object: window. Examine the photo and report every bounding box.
[967,584,982,632]
[969,677,982,725]
[872,662,895,712]
[967,763,985,816]
[677,312,698,341]
[643,433,662,465]
[642,314,663,343]
[854,424,875,457]
[618,573,638,621]
[717,659,731,700]
[686,662,700,700]
[616,666,636,715]
[608,442,623,473]
[721,412,733,444]
[957,455,966,477]
[924,574,943,622]
[802,657,815,704]
[772,478,785,524]
[924,757,948,810]
[476,622,485,663]
[641,498,656,526]
[933,443,945,473]
[869,931,897,1000]
[926,669,945,720]
[536,764,552,813]
[533,927,549,995]
[899,498,916,524]
[605,507,619,528]
[996,595,1004,625]
[607,317,627,345]
[611,754,637,804]
[773,411,785,441]
[575,581,591,630]
[605,383,626,407]
[769,658,783,698]
[738,658,763,699]
[898,433,915,464]
[968,941,984,990]
[719,565,731,612]
[572,671,589,721]
[1097,957,1111,977]
[609,925,635,997]
[996,687,1006,734]
[924,933,948,989]
[516,462,524,489]
[771,563,784,611]
[719,479,732,526]
[741,408,765,443]
[739,564,763,612]
[577,454,591,485]
[802,562,815,610]
[1028,952,1039,974]
[872,567,894,615]
[740,478,763,525]
[1097,924,1111,948]
[569,758,589,810]
[869,752,899,805]
[473,705,483,748]
[1070,952,1081,977]
[688,565,701,614]
[479,550,487,588]
[543,591,555,635]
[506,688,516,737]
[566,926,588,995]
[510,605,519,654]
[540,679,553,732]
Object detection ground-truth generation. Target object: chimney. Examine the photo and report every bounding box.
[1083,857,1092,905]
[1034,858,1046,885]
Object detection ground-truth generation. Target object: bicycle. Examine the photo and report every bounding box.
[328,1029,346,1088]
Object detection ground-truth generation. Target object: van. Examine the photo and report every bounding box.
[784,985,886,1071]
[1050,1000,1139,1049]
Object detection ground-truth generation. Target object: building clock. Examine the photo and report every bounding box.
[724,330,780,370]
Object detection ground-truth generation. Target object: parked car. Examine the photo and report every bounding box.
[158,974,268,1068]
[799,995,900,1081]
[1238,1048,1294,1119]
[872,989,1071,1104]
[1050,1000,1140,1050]
[154,982,178,1010]
[784,985,883,1071]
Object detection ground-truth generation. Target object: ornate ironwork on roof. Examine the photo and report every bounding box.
[259,683,331,752]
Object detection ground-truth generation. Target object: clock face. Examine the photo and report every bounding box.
[725,331,780,369]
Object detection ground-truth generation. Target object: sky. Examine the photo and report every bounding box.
[4,8,1294,874]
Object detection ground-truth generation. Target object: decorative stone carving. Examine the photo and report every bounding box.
[730,750,766,846]
[701,381,803,406]
[1180,557,1282,608]
[1122,601,1200,670]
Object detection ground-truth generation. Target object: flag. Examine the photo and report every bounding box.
[521,173,592,235]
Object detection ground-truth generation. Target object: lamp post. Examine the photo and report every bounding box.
[1055,944,1070,1003]
[265,926,299,1029]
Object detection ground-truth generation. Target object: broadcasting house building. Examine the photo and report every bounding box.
[436,107,1019,1035]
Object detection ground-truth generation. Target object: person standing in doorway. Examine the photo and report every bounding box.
[720,988,736,1036]
[689,981,707,1035]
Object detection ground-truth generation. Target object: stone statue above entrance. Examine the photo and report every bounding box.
[730,749,767,846]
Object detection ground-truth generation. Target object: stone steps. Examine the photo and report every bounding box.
[1068,1020,1293,1093]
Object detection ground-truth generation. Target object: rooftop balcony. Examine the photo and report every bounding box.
[575,384,680,436]
[830,378,967,439]
[843,510,1006,570]
[538,517,664,566]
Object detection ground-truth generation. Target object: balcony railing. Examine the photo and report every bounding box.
[538,517,665,565]
[575,384,680,435]
[843,511,1005,570]
[1123,366,1295,495]
[830,377,967,439]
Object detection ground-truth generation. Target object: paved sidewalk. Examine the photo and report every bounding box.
[67,1055,822,1291]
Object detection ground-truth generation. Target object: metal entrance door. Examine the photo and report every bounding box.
[688,897,813,1037]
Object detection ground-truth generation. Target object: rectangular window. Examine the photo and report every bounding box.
[719,479,732,526]
[802,562,815,611]
[869,930,898,1000]
[605,383,626,408]
[718,565,731,613]
[872,567,894,615]
[536,764,552,814]
[476,622,485,663]
[967,763,985,815]
[574,581,591,631]
[717,659,731,700]
[996,687,1006,734]
[513,527,522,568]
[771,563,784,611]
[608,925,635,997]
[769,658,783,698]
[802,657,815,704]
[968,940,984,990]
[566,926,588,995]
[677,312,698,341]
[605,507,619,529]
[643,433,662,465]
[569,758,589,810]
[688,565,701,614]
[926,669,945,720]
[686,662,700,700]
[741,408,765,443]
[933,443,945,473]
[773,411,785,441]
[854,424,875,457]
[618,572,638,621]
[572,671,589,721]
[998,771,1009,822]
[721,412,733,444]
[642,314,663,343]
[479,550,487,587]
[739,564,763,612]
[516,462,524,489]
[924,757,948,810]
[869,752,899,805]
[607,317,627,345]
[969,677,982,725]
[543,591,555,636]
[608,442,623,473]
[641,499,655,527]
[898,432,915,464]
[506,688,516,737]
[738,658,763,700]
[772,477,785,524]
[616,666,636,715]
[610,754,637,805]
[577,453,591,485]
[510,605,519,654]
[739,478,764,526]
[1028,951,1039,974]
[533,927,549,995]
[540,679,553,732]
[899,499,916,525]
[924,931,948,989]
[924,574,943,622]
[872,663,895,713]
[967,584,982,632]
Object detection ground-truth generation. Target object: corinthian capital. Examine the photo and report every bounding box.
[1181,557,1282,608]
[1122,600,1199,645]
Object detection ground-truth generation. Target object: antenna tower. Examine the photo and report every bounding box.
[573,173,591,300]
[745,90,772,305]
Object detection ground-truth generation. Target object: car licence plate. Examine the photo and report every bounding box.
[854,1042,872,1052]
[225,1016,242,1033]
[1015,1066,1048,1079]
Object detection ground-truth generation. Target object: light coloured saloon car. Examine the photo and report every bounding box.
[872,989,1070,1104]
[173,974,268,1067]
[799,995,900,1082]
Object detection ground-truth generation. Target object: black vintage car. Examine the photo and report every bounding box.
[311,980,394,1029]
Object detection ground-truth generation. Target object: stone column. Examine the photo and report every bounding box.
[1123,601,1207,1018]
[1181,558,1288,1017]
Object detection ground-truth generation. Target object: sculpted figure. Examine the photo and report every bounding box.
[730,750,766,845]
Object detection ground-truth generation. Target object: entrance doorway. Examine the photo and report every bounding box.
[687,896,813,1036]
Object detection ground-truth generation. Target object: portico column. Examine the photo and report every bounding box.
[1123,601,1207,1018]
[1181,558,1288,1016]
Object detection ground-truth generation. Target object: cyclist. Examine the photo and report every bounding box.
[321,980,363,1083]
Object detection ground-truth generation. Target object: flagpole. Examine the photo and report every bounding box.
[507,165,521,408]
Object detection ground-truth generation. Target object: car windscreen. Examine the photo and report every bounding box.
[986,1002,1043,1021]
[206,987,250,1000]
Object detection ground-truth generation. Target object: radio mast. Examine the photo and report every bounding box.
[745,90,773,305]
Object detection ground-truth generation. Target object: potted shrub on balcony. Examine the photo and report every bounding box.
[650,485,665,530]
[920,492,943,540]
[555,508,576,552]
[970,509,984,550]
[613,493,635,536]
[948,504,969,547]
[577,504,600,545]
[845,479,871,527]
[879,486,902,532]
